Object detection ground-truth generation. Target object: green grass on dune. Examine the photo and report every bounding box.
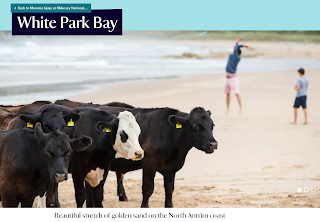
[124,31,320,43]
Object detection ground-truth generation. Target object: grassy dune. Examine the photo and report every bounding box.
[124,31,320,43]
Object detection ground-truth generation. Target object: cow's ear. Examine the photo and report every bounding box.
[70,136,92,152]
[96,121,112,133]
[134,113,140,122]
[168,115,187,129]
[20,113,41,129]
[34,123,47,143]
[109,118,119,132]
[96,118,119,133]
[207,110,212,117]
[63,113,80,127]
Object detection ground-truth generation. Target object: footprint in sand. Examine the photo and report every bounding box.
[222,124,233,131]
[311,130,319,138]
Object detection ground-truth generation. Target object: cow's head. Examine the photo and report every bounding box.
[96,111,143,161]
[34,123,92,183]
[20,106,80,133]
[169,107,217,153]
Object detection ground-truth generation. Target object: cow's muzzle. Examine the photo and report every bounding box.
[210,141,218,150]
[54,173,68,183]
[205,141,218,154]
[133,150,144,160]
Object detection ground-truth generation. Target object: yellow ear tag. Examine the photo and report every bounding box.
[176,122,182,129]
[104,127,111,133]
[67,119,74,127]
[27,122,33,128]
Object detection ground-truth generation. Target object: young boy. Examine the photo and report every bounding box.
[292,68,309,124]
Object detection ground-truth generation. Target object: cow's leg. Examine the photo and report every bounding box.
[92,176,107,208]
[54,182,60,207]
[37,181,48,208]
[2,197,19,207]
[85,181,95,207]
[141,167,156,208]
[21,198,35,207]
[0,184,18,207]
[46,181,60,207]
[71,168,87,208]
[37,195,46,208]
[116,172,128,201]
[163,172,175,208]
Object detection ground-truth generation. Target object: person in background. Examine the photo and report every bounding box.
[225,37,249,115]
[292,68,309,124]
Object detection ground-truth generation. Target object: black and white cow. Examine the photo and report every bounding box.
[98,106,218,208]
[0,123,92,207]
[49,107,143,207]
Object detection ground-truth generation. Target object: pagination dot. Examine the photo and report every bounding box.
[297,187,302,192]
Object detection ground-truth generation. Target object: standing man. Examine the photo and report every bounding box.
[292,68,309,124]
[225,38,249,115]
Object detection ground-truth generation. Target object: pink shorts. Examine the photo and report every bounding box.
[224,76,240,94]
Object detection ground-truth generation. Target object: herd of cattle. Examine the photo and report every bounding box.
[0,99,218,208]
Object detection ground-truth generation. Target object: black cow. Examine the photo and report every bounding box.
[54,99,90,109]
[0,123,92,207]
[0,110,16,130]
[6,104,80,133]
[0,101,53,130]
[0,101,52,116]
[0,104,24,115]
[17,101,52,114]
[58,107,143,207]
[5,104,80,207]
[54,99,135,110]
[103,102,135,109]
[100,106,218,208]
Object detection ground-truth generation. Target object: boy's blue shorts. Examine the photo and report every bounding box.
[294,96,307,109]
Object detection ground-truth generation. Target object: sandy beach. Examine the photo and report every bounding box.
[1,40,320,208]
[64,67,320,208]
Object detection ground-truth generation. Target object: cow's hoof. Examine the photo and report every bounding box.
[119,194,128,201]
[141,204,149,208]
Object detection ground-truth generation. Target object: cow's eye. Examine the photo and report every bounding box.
[63,150,72,156]
[46,151,55,157]
[193,124,200,131]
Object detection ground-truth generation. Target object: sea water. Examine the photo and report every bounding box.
[0,33,320,105]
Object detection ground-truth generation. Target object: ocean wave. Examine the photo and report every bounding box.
[0,59,110,67]
[0,85,97,105]
[0,47,14,54]
[24,41,39,47]
[1,36,320,105]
